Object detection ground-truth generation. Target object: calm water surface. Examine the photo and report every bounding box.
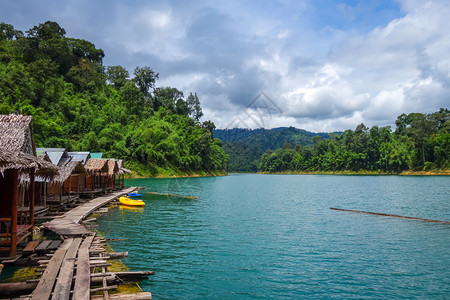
[97,174,450,299]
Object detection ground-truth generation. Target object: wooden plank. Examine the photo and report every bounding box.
[23,241,40,253]
[73,235,95,300]
[47,240,61,251]
[52,237,82,300]
[34,240,52,252]
[90,285,117,293]
[31,238,73,300]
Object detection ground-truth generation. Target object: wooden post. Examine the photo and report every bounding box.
[69,175,72,195]
[29,169,35,238]
[10,169,19,257]
[77,175,80,197]
[43,182,47,206]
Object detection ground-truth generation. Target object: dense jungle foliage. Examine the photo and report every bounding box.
[214,127,336,172]
[0,21,228,176]
[259,110,450,173]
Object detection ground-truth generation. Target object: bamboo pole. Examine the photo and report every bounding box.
[330,207,450,224]
[146,191,197,199]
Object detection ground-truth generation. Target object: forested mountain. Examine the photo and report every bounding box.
[259,110,449,173]
[214,127,337,172]
[0,21,228,176]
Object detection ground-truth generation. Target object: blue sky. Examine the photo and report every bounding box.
[1,0,449,131]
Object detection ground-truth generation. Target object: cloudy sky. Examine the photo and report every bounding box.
[1,0,449,131]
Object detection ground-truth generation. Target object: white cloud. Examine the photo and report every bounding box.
[0,0,449,132]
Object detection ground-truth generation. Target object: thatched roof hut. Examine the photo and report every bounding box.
[51,160,88,185]
[84,158,108,174]
[107,160,119,177]
[0,114,58,180]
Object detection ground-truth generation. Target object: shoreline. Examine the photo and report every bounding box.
[126,170,228,179]
[256,170,450,176]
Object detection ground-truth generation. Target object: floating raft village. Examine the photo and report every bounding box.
[0,114,153,299]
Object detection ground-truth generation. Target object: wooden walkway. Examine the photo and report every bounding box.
[43,187,136,236]
[25,187,153,299]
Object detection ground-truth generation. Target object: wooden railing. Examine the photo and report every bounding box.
[0,217,12,253]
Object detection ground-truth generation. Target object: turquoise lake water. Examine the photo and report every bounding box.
[97,174,450,299]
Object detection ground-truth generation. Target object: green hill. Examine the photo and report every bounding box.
[0,21,228,176]
[214,127,336,172]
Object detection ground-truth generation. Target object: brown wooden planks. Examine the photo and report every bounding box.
[52,237,82,299]
[31,238,73,300]
[73,235,95,300]
[34,240,52,252]
[43,187,135,236]
[47,240,61,251]
[23,241,40,253]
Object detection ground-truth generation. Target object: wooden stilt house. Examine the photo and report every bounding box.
[0,115,57,257]
[82,158,108,198]
[105,160,119,193]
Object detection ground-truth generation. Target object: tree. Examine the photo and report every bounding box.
[0,22,23,40]
[153,87,184,112]
[106,65,129,89]
[133,66,158,97]
[186,93,203,121]
[120,81,144,113]
[26,21,66,40]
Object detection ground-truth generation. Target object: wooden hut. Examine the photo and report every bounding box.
[0,114,57,257]
[105,160,119,192]
[47,160,89,207]
[82,158,108,198]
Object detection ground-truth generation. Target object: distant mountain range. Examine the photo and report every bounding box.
[213,127,341,172]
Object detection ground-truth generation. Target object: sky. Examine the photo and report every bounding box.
[1,0,449,132]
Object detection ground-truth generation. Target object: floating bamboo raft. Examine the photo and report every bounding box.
[330,207,450,224]
[147,191,197,199]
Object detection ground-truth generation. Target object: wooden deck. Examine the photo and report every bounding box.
[25,186,153,299]
[43,187,135,236]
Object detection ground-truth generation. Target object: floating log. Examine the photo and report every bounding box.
[147,191,197,199]
[91,292,152,299]
[330,207,450,224]
[108,251,129,259]
[0,281,38,297]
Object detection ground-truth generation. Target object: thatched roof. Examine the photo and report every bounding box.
[84,158,108,174]
[107,160,119,177]
[0,114,35,155]
[0,148,38,173]
[51,160,88,184]
[0,114,58,183]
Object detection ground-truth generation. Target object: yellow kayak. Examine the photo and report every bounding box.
[119,196,145,206]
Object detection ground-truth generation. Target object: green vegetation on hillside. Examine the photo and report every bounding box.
[214,127,336,172]
[259,110,449,173]
[0,21,228,176]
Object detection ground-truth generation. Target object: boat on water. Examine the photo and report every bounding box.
[128,192,143,197]
[119,196,145,206]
